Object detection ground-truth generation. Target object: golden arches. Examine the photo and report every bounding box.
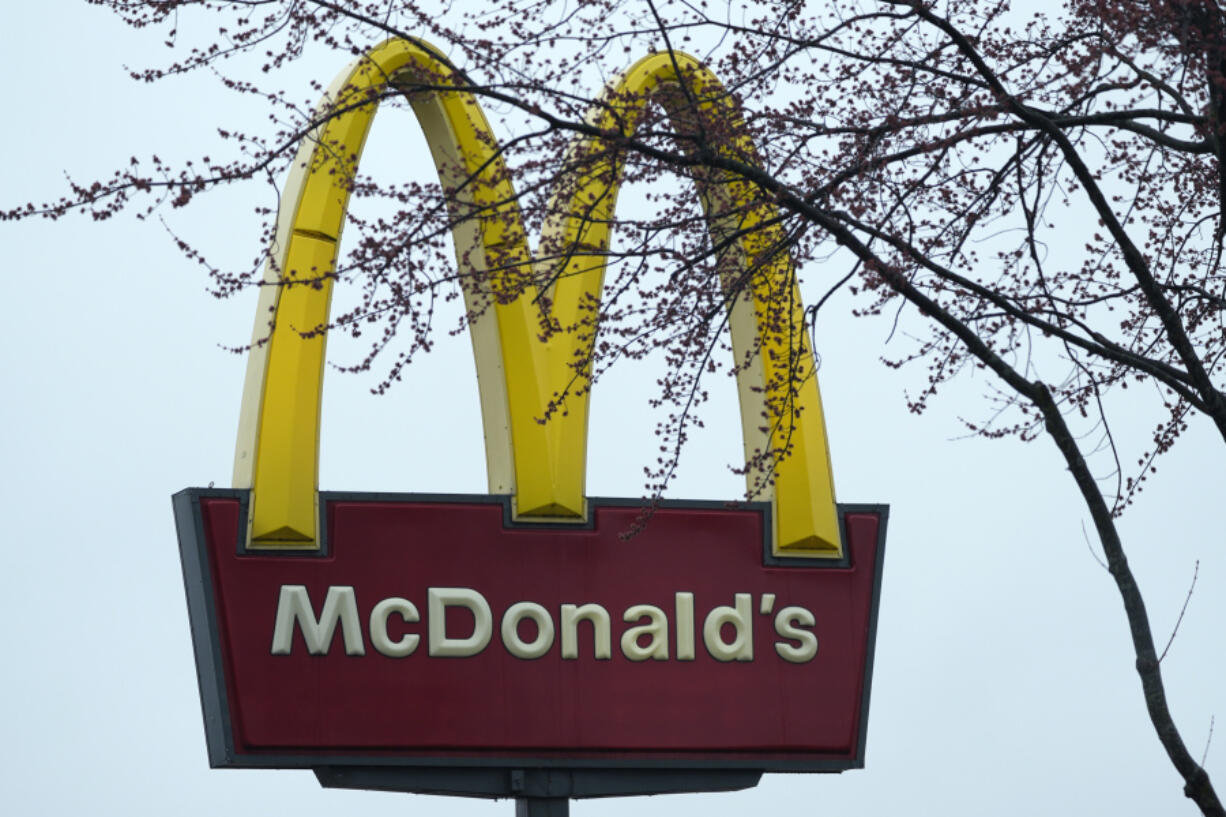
[232,38,841,557]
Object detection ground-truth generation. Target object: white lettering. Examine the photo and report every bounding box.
[560,603,611,660]
[427,587,492,657]
[370,597,420,658]
[703,593,753,662]
[621,604,669,661]
[773,606,818,663]
[502,602,555,659]
[270,585,366,656]
[674,592,695,661]
[268,584,817,665]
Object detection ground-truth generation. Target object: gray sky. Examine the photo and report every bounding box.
[2,3,1223,815]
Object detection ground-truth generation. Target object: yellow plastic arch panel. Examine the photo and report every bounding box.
[232,38,552,547]
[233,38,841,557]
[534,52,841,556]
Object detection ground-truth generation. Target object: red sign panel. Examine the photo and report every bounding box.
[174,489,886,771]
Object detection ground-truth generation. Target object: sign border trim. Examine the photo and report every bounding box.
[173,487,888,773]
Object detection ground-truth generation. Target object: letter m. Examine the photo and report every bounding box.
[270,585,366,656]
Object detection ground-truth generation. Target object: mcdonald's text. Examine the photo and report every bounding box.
[270,585,820,663]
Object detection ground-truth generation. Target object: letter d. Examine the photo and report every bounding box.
[703,593,754,662]
[428,588,493,657]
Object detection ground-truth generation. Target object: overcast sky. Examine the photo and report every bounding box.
[2,3,1223,815]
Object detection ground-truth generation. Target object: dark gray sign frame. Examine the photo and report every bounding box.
[173,488,888,803]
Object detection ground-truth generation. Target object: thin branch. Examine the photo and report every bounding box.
[1159,560,1200,663]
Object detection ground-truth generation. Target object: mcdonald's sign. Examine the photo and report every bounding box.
[173,38,887,795]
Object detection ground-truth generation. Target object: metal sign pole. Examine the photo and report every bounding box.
[516,797,569,817]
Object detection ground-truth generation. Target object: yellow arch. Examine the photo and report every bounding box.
[232,38,841,557]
